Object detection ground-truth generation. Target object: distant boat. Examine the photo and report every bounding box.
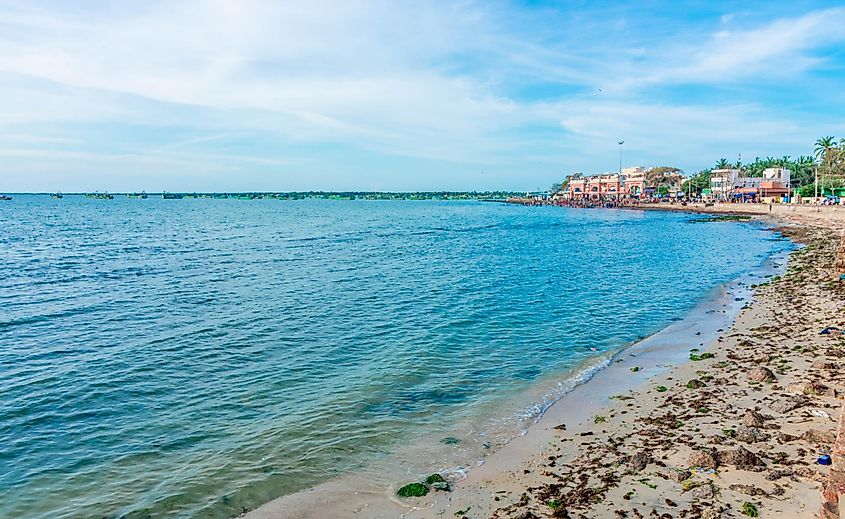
[127,192,148,199]
[51,192,63,199]
[162,192,184,199]
[0,194,11,201]
[85,192,114,199]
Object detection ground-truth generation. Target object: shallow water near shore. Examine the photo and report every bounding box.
[0,197,793,518]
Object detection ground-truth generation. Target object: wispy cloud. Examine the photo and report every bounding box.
[0,1,843,191]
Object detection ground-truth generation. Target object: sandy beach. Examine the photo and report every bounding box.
[244,205,845,519]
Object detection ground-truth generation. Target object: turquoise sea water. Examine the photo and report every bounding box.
[0,197,791,518]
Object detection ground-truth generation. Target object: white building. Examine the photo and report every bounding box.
[709,169,741,199]
[763,167,791,186]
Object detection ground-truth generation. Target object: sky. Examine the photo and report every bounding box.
[1,0,844,192]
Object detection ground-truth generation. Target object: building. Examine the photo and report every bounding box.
[709,167,791,201]
[560,167,656,200]
[709,169,741,199]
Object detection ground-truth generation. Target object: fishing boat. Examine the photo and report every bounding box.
[127,191,148,199]
[162,192,184,199]
[0,194,11,201]
[84,192,114,199]
[51,192,63,199]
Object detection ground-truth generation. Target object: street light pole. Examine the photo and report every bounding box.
[618,140,624,201]
[618,140,624,176]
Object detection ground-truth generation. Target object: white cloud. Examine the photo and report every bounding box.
[0,1,843,190]
[616,7,845,90]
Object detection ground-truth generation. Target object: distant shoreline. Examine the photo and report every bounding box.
[0,191,524,201]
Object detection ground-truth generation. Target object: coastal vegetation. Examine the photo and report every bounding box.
[680,136,845,196]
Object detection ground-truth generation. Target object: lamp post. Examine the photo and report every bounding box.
[618,140,624,202]
[618,140,624,176]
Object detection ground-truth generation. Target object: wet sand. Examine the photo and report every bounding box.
[245,209,845,519]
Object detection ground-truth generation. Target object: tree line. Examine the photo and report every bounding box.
[682,137,845,196]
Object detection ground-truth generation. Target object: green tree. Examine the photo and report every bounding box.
[815,136,836,159]
[681,169,711,195]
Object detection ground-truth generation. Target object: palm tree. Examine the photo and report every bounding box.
[715,158,730,169]
[791,155,816,188]
[815,136,836,159]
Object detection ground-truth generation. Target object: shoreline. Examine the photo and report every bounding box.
[242,211,834,519]
[415,217,844,518]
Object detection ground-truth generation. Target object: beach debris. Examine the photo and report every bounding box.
[811,359,839,369]
[730,484,768,497]
[630,366,641,372]
[454,504,471,517]
[690,215,752,223]
[718,446,764,469]
[688,449,718,469]
[396,482,429,497]
[770,395,809,413]
[735,425,769,444]
[804,429,836,445]
[667,468,691,483]
[787,381,831,396]
[686,379,705,389]
[689,352,715,361]
[691,467,716,476]
[810,409,832,419]
[656,385,668,392]
[747,367,776,383]
[627,452,652,473]
[553,423,566,431]
[681,479,701,492]
[818,454,832,466]
[637,478,657,489]
[741,501,759,517]
[765,468,794,481]
[432,481,451,491]
[691,483,717,500]
[425,473,451,491]
[820,326,840,335]
[440,436,461,445]
[742,409,767,427]
[425,473,446,484]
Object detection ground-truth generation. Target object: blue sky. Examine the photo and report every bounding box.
[1,0,844,192]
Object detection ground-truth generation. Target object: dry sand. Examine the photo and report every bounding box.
[246,207,845,519]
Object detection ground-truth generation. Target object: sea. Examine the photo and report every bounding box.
[0,196,792,518]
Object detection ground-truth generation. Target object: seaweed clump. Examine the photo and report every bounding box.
[397,482,429,498]
[690,215,753,223]
[397,474,452,497]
